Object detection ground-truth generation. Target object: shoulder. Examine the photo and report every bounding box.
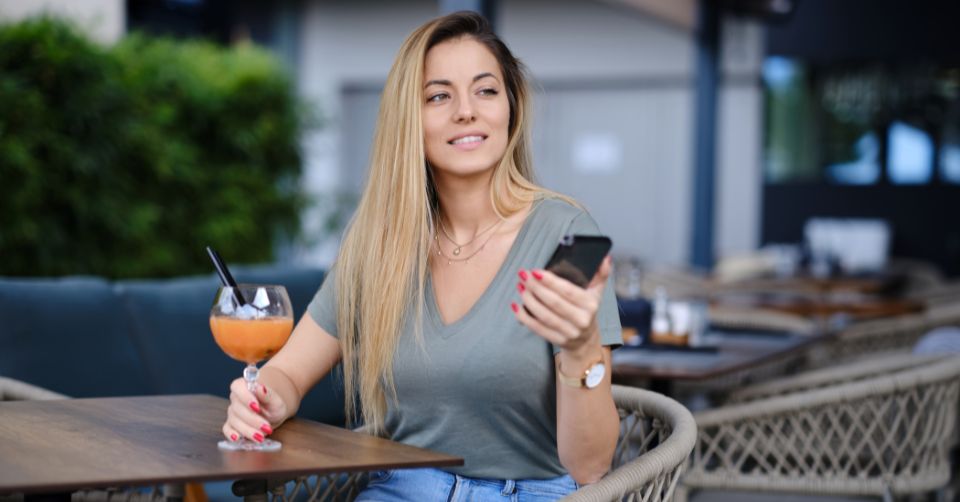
[533,195,600,235]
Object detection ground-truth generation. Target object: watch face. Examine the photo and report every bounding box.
[585,362,606,388]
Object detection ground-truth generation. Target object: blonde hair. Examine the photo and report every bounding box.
[335,11,569,434]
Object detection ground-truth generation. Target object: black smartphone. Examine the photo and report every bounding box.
[544,234,613,288]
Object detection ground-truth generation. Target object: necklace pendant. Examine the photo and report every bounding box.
[452,246,461,256]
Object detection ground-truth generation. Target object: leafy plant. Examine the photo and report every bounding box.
[0,17,308,278]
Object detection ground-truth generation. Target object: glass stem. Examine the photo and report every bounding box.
[243,363,259,393]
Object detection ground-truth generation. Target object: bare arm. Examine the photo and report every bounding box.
[555,344,619,484]
[513,257,620,484]
[222,312,342,442]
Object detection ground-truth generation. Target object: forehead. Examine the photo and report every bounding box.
[423,36,503,82]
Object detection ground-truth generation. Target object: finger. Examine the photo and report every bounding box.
[586,255,613,292]
[222,423,241,442]
[254,383,278,414]
[521,278,594,332]
[230,378,260,413]
[228,399,272,441]
[511,302,566,346]
[530,268,596,307]
[518,286,579,340]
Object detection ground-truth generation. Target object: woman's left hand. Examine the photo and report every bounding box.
[512,255,612,356]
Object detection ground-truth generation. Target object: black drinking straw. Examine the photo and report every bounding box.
[206,246,247,306]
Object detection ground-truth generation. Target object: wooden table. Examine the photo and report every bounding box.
[0,394,462,496]
[612,329,831,395]
[715,273,904,295]
[712,291,924,320]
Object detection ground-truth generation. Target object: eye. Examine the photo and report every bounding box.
[478,88,499,96]
[427,92,449,103]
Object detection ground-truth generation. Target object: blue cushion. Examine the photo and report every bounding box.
[0,277,153,397]
[115,274,232,396]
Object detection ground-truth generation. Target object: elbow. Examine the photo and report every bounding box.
[559,440,617,486]
[568,465,609,486]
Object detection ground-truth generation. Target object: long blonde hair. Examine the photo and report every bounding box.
[335,11,565,434]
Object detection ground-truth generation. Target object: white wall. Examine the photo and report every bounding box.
[716,16,764,258]
[295,0,764,267]
[0,0,124,44]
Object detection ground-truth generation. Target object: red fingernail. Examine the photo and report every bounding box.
[517,282,525,293]
[230,433,238,441]
[518,270,528,281]
[260,423,273,435]
[253,433,264,443]
[250,401,261,413]
[532,270,543,280]
[511,302,519,313]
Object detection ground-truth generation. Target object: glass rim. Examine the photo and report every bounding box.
[218,284,288,290]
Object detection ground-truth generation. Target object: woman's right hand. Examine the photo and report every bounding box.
[222,378,289,443]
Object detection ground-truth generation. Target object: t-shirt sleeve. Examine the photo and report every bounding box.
[551,210,623,354]
[306,266,339,339]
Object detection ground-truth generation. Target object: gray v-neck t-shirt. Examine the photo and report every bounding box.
[307,197,622,479]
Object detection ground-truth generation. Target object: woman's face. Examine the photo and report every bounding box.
[422,36,510,179]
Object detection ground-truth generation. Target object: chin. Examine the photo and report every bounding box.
[431,157,500,178]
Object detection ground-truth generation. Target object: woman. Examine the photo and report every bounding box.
[223,11,622,500]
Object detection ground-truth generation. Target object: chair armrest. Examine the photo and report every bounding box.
[561,386,697,502]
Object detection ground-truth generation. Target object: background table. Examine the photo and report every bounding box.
[612,329,832,395]
[0,394,462,495]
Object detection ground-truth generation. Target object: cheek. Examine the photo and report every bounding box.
[422,115,445,159]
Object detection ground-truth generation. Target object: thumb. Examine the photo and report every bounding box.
[255,383,276,409]
[587,255,612,294]
[254,383,287,425]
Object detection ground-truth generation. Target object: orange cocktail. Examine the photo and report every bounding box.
[210,316,293,364]
[210,284,293,452]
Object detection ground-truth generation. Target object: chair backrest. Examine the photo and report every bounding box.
[689,355,960,497]
[810,301,960,369]
[561,386,697,502]
[728,351,945,403]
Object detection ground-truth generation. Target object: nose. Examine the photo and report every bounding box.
[453,98,476,123]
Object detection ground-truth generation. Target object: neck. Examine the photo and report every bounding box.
[432,170,500,240]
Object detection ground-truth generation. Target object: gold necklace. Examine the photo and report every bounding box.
[434,220,504,265]
[438,216,502,256]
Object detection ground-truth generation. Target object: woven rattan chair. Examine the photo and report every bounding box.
[802,300,960,371]
[248,385,697,502]
[680,354,960,501]
[708,305,817,335]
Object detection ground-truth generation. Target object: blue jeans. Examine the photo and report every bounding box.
[356,467,579,502]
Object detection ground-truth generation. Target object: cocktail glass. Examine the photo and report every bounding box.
[210,284,293,452]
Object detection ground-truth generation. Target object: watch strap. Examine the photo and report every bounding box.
[556,357,604,388]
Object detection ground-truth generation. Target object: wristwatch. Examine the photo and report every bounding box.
[557,358,606,389]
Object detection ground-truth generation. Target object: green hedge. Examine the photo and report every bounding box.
[0,18,307,278]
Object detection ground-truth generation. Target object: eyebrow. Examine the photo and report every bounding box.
[424,72,498,88]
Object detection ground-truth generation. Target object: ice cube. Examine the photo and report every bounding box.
[252,287,270,310]
[236,304,260,320]
[218,293,236,315]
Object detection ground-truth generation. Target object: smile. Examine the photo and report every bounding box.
[448,135,486,145]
